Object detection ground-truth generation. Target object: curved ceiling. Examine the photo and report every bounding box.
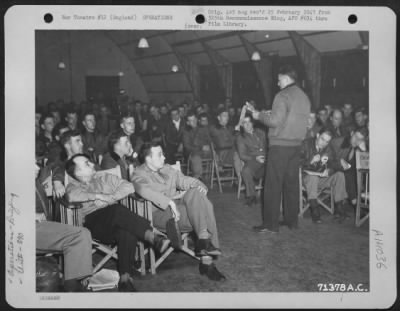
[104,30,366,102]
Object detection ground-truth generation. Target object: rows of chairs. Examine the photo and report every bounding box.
[39,150,370,284]
[183,145,369,228]
[55,164,200,277]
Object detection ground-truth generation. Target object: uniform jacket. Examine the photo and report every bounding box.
[300,137,341,175]
[100,151,130,180]
[165,118,184,147]
[236,129,267,162]
[131,164,206,212]
[259,83,311,146]
[182,126,212,156]
[66,172,134,221]
[210,124,235,151]
[81,129,107,159]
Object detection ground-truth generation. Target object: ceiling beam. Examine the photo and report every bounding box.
[201,42,232,98]
[141,71,186,77]
[180,31,338,57]
[113,30,180,47]
[159,36,199,98]
[172,30,254,47]
[102,31,150,101]
[131,51,175,61]
[288,31,321,108]
[147,90,192,94]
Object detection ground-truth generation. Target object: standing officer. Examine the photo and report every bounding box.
[249,65,311,233]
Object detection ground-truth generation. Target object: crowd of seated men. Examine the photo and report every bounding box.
[35,97,242,292]
[303,102,369,224]
[35,97,369,291]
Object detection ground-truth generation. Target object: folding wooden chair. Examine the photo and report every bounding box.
[132,162,201,275]
[210,143,238,193]
[236,160,263,199]
[298,167,335,217]
[58,166,145,275]
[186,150,213,183]
[355,151,369,227]
[142,203,200,275]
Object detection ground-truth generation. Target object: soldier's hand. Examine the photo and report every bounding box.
[169,200,180,221]
[251,111,260,120]
[310,154,321,165]
[256,155,265,163]
[53,181,65,199]
[320,169,329,178]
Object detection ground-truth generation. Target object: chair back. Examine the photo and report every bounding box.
[355,151,369,170]
[97,166,122,178]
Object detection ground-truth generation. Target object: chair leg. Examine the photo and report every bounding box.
[138,242,146,276]
[155,247,175,269]
[355,172,362,227]
[149,248,156,275]
[93,246,118,274]
[237,175,242,199]
[214,161,222,193]
[210,160,215,189]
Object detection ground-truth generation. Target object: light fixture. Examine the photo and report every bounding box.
[359,44,369,50]
[119,89,126,95]
[171,65,179,72]
[118,71,124,77]
[251,51,261,61]
[58,61,66,70]
[265,34,270,38]
[138,37,149,48]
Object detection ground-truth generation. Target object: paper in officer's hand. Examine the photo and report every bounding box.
[245,101,256,113]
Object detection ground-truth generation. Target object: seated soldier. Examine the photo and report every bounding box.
[305,109,321,139]
[354,106,369,132]
[35,108,43,138]
[331,128,368,208]
[81,111,107,164]
[182,111,212,180]
[316,107,329,128]
[101,130,136,179]
[236,115,266,207]
[36,163,92,292]
[147,105,166,144]
[210,108,236,168]
[164,107,185,164]
[120,113,144,155]
[131,142,226,281]
[198,112,210,128]
[65,154,170,292]
[341,102,356,136]
[65,109,79,131]
[327,109,345,139]
[51,130,85,200]
[300,128,349,224]
[37,114,56,148]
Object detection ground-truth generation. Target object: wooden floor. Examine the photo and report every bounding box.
[124,186,370,292]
